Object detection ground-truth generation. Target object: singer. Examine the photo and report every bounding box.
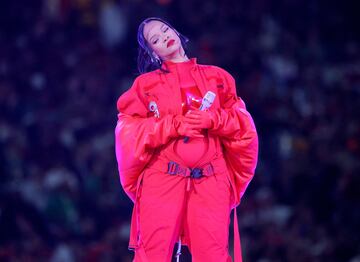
[115,17,258,262]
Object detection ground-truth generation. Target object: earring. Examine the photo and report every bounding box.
[152,52,161,63]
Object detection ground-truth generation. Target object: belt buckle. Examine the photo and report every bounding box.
[190,167,203,179]
[167,161,179,175]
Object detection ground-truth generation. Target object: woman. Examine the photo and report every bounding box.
[115,17,258,262]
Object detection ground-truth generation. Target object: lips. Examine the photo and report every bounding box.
[167,39,175,47]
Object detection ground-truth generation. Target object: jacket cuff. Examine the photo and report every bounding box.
[172,114,183,137]
[208,110,216,130]
[208,110,220,131]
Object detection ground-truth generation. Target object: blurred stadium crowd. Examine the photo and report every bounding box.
[0,0,359,261]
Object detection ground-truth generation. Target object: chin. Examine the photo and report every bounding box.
[159,42,181,58]
[169,43,181,53]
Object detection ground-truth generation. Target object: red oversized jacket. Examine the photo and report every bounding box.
[115,58,258,208]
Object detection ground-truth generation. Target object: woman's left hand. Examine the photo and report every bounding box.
[183,107,214,129]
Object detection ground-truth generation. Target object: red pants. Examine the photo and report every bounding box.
[134,157,233,262]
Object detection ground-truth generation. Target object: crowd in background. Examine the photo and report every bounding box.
[0,0,359,261]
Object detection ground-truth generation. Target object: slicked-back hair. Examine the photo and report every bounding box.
[137,17,189,74]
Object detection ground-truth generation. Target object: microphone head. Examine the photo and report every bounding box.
[200,91,216,110]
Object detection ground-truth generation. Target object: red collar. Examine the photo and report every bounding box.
[161,57,197,70]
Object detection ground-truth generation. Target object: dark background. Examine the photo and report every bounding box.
[0,0,359,261]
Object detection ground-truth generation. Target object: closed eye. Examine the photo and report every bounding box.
[151,27,169,44]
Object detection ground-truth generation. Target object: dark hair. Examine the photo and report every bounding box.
[137,17,189,74]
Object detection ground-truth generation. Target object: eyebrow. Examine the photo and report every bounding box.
[149,24,166,42]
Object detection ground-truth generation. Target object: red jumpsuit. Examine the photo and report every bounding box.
[115,58,258,262]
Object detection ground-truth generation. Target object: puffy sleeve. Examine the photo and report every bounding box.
[115,76,181,201]
[210,67,259,206]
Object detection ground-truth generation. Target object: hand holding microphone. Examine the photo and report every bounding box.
[184,108,215,129]
[176,115,204,139]
[182,91,216,143]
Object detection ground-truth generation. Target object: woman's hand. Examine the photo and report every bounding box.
[175,115,204,138]
[183,107,214,130]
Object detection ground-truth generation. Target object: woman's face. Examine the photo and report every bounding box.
[143,20,182,60]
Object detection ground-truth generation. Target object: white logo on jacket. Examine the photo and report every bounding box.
[148,101,160,118]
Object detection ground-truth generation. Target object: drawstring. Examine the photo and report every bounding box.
[234,207,243,262]
[186,177,198,193]
[186,177,191,191]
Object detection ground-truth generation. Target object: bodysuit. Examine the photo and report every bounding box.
[115,58,259,262]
